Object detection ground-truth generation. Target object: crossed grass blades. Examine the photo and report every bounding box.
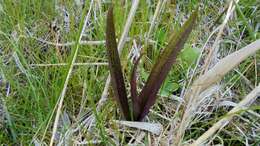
[106,6,198,121]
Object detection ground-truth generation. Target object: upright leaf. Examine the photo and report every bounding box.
[130,55,142,120]
[137,9,199,121]
[106,6,131,120]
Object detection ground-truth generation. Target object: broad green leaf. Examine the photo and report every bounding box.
[160,82,179,97]
[180,46,200,64]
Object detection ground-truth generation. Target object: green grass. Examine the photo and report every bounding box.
[0,0,259,145]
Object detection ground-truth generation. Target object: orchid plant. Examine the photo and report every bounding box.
[105,6,198,121]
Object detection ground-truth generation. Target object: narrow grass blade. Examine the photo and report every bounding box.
[106,6,131,120]
[137,10,198,121]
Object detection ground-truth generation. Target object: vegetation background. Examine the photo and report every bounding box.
[0,0,259,145]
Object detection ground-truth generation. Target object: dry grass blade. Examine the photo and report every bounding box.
[106,6,131,120]
[186,39,260,99]
[146,0,163,39]
[202,0,239,72]
[190,85,260,146]
[137,9,198,121]
[31,37,106,46]
[114,120,163,135]
[29,62,108,67]
[117,0,140,53]
[174,39,260,146]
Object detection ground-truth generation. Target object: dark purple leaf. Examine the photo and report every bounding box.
[137,10,199,121]
[106,6,131,120]
[130,55,142,120]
